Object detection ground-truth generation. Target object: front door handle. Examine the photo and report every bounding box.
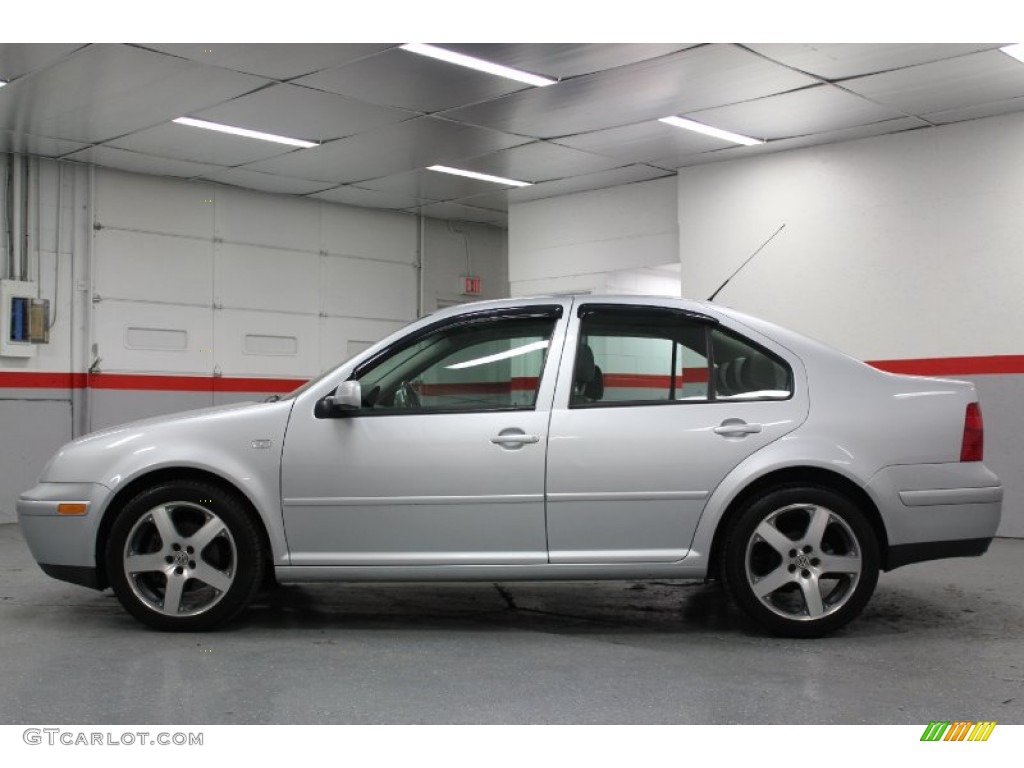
[491,431,540,447]
[713,419,763,437]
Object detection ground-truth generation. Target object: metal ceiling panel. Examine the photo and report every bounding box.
[245,117,532,184]
[500,164,672,203]
[409,201,508,227]
[140,43,396,80]
[922,96,1024,125]
[686,84,906,140]
[0,130,88,158]
[295,47,529,113]
[62,146,225,178]
[674,117,930,168]
[439,45,816,139]
[108,122,299,166]
[842,50,1024,115]
[441,44,699,79]
[453,141,626,183]
[446,192,508,212]
[192,84,415,144]
[745,43,1005,81]
[200,167,337,195]
[311,185,436,211]
[0,44,268,144]
[357,169,519,200]
[552,120,729,165]
[0,44,85,81]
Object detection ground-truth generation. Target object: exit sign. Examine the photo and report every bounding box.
[460,275,483,296]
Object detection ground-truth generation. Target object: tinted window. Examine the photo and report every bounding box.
[356,316,556,413]
[710,328,792,400]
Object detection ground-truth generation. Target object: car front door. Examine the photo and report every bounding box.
[280,302,568,566]
[545,301,809,564]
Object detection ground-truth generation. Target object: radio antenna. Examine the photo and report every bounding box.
[707,224,786,302]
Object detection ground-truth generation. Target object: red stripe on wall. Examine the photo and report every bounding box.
[1,355,1023,393]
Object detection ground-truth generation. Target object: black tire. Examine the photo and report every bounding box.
[720,485,880,638]
[105,480,265,631]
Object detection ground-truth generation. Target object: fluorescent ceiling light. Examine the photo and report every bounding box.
[0,80,6,88]
[659,116,764,147]
[428,165,532,187]
[447,340,550,370]
[400,43,557,87]
[1001,44,1024,63]
[172,117,317,148]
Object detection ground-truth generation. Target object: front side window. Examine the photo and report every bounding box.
[354,315,557,414]
[572,307,792,407]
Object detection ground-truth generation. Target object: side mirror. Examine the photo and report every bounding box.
[314,380,362,418]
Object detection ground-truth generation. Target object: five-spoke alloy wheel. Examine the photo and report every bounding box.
[722,485,880,638]
[106,481,265,631]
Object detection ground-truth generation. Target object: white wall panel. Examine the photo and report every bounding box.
[677,111,1024,360]
[214,243,320,313]
[508,177,678,288]
[214,309,319,377]
[0,401,72,523]
[319,316,408,372]
[321,204,417,264]
[94,229,214,305]
[215,186,321,252]
[94,301,213,373]
[321,255,417,321]
[96,169,214,238]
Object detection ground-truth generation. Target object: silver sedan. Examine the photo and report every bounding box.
[17,296,1002,636]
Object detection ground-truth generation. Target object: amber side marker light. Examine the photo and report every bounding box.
[57,503,88,515]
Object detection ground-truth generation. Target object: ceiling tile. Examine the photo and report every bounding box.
[673,117,930,168]
[410,201,508,227]
[140,44,396,80]
[503,164,672,203]
[0,44,268,144]
[922,96,1024,125]
[441,44,699,79]
[296,47,529,113]
[842,50,1024,115]
[358,169,518,200]
[686,84,906,140]
[192,84,414,144]
[453,141,626,183]
[62,145,226,177]
[552,120,729,164]
[108,121,299,166]
[0,130,88,157]
[200,167,336,195]
[446,191,509,212]
[311,185,436,210]
[746,43,1005,81]
[440,44,816,139]
[245,117,532,184]
[0,44,85,81]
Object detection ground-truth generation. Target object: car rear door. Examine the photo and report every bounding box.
[544,300,809,564]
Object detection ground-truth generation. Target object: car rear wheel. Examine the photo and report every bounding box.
[105,480,265,631]
[721,485,880,638]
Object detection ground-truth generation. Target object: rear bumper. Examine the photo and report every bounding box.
[868,463,1002,569]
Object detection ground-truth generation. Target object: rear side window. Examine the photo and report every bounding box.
[571,307,792,407]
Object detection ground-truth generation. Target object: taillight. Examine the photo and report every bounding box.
[961,403,984,462]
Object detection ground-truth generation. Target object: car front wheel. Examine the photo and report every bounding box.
[105,480,265,631]
[721,485,880,638]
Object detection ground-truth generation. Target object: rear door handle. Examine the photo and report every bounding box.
[713,420,762,437]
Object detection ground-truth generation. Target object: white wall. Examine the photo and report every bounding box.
[678,111,1024,360]
[508,177,677,296]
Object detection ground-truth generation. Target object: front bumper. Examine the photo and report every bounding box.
[17,482,112,590]
[868,462,1002,571]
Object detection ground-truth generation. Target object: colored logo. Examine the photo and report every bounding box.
[921,721,997,742]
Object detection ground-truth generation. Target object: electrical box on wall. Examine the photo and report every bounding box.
[1,279,44,357]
